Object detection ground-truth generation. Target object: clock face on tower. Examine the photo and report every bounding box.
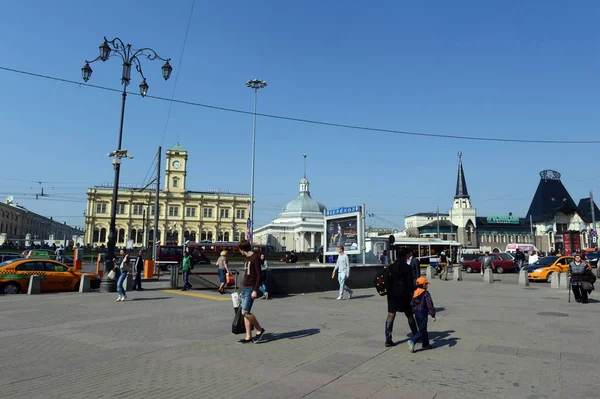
[172,161,181,169]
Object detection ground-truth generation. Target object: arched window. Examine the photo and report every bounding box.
[201,231,207,241]
[184,230,190,241]
[207,231,213,241]
[234,232,240,241]
[217,231,224,241]
[173,177,179,188]
[137,230,144,244]
[190,231,196,241]
[130,229,137,241]
[93,228,100,242]
[241,232,246,240]
[100,228,107,242]
[224,232,230,242]
[118,229,125,243]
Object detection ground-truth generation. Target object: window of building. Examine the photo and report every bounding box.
[137,230,144,244]
[186,207,196,217]
[169,206,179,217]
[207,231,213,241]
[220,209,230,219]
[96,203,107,214]
[236,209,245,219]
[203,208,213,218]
[234,231,240,241]
[118,228,125,243]
[173,177,179,188]
[117,203,126,215]
[240,232,245,240]
[151,206,161,216]
[224,232,230,241]
[132,204,144,215]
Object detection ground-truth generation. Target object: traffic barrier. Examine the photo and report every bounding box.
[79,274,91,293]
[170,265,180,289]
[559,273,569,290]
[73,248,83,271]
[518,270,529,286]
[144,260,154,279]
[28,275,41,295]
[426,266,435,280]
[483,269,493,284]
[550,273,560,289]
[452,266,462,281]
[96,254,104,278]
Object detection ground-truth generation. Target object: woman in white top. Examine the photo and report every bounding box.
[528,251,539,265]
[216,251,230,294]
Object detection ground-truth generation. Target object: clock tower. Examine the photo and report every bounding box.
[165,142,187,193]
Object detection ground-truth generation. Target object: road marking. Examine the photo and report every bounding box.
[162,289,231,301]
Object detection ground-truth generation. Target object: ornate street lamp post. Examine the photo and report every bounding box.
[82,37,172,292]
[245,78,267,244]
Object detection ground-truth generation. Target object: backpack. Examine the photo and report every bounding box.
[374,267,391,296]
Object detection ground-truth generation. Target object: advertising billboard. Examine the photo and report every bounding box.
[324,206,363,255]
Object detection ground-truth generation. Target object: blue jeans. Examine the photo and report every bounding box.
[183,270,192,289]
[517,260,523,270]
[338,272,352,298]
[117,270,128,296]
[241,287,254,313]
[217,268,227,284]
[411,313,430,347]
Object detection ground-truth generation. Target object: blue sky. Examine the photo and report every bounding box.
[0,1,599,231]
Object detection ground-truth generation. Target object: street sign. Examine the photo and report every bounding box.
[593,236,597,244]
[592,230,597,237]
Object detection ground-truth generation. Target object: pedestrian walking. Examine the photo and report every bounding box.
[181,251,193,291]
[259,254,269,299]
[407,250,420,288]
[408,277,436,352]
[482,251,493,276]
[55,245,64,263]
[568,253,592,303]
[217,251,230,294]
[528,250,539,265]
[115,249,130,302]
[515,249,526,270]
[132,250,144,291]
[439,251,449,281]
[332,246,353,300]
[384,249,418,347]
[237,240,266,344]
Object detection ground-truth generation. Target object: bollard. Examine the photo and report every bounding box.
[518,269,530,286]
[550,272,560,288]
[28,275,41,295]
[452,266,462,281]
[170,265,180,289]
[124,273,134,291]
[79,274,91,293]
[559,273,569,290]
[144,260,154,279]
[484,268,493,284]
[426,266,435,280]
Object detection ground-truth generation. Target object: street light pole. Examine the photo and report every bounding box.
[82,37,172,292]
[245,79,267,244]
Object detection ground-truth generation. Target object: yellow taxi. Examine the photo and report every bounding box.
[0,258,101,294]
[524,255,574,283]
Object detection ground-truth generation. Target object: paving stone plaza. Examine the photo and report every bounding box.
[0,274,598,399]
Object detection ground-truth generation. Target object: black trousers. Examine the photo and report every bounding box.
[572,284,588,303]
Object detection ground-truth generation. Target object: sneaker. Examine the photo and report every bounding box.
[120,295,127,301]
[336,296,343,300]
[385,340,396,348]
[237,338,253,344]
[265,292,269,300]
[348,290,353,299]
[422,345,434,350]
[253,328,266,343]
[408,340,415,353]
[116,296,122,302]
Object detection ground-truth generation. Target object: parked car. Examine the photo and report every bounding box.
[524,256,574,283]
[0,258,101,294]
[462,253,518,274]
[584,250,599,268]
[0,253,22,263]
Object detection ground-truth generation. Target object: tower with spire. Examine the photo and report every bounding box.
[450,152,477,247]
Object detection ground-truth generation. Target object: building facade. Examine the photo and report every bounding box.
[0,200,83,246]
[254,170,327,252]
[84,143,251,248]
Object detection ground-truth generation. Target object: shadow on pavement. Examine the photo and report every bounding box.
[350,294,375,300]
[429,330,460,348]
[130,297,172,301]
[268,328,320,341]
[435,307,446,313]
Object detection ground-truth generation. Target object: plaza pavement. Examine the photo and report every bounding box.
[0,274,598,399]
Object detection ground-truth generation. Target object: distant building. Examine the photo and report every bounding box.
[84,143,251,248]
[254,165,327,252]
[0,199,83,246]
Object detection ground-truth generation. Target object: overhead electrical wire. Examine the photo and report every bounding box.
[1,65,598,145]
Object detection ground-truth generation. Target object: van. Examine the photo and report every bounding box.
[505,244,539,257]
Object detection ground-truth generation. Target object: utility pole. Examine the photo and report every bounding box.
[152,146,161,261]
[361,203,366,265]
[436,206,440,238]
[591,190,597,248]
[530,214,534,246]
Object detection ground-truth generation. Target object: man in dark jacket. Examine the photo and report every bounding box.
[132,250,144,291]
[384,250,417,347]
[515,249,526,270]
[407,250,420,288]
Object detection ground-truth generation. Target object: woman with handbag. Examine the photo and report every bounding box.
[115,249,131,302]
[217,251,230,294]
[568,253,592,304]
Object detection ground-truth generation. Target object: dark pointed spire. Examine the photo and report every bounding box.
[455,151,470,199]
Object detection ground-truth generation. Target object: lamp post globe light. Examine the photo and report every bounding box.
[82,37,172,293]
[245,79,267,244]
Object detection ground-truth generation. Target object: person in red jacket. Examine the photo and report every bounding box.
[237,240,266,344]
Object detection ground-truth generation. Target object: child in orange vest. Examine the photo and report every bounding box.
[408,277,436,352]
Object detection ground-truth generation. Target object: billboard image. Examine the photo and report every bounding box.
[325,215,360,254]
